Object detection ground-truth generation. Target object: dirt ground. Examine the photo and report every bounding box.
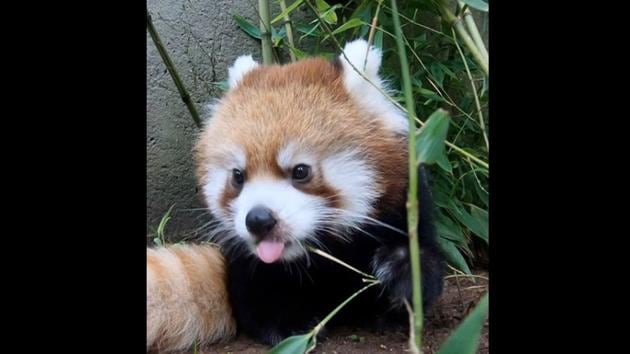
[197,270,488,354]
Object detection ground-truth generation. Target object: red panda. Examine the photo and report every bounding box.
[192,39,445,346]
[146,244,235,352]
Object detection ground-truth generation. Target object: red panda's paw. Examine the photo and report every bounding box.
[372,243,445,313]
[372,244,413,306]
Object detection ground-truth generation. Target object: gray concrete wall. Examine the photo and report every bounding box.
[147,0,262,240]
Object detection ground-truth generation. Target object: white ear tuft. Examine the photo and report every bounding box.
[338,39,382,87]
[338,39,408,135]
[228,55,259,88]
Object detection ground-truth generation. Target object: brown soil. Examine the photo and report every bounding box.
[196,270,488,354]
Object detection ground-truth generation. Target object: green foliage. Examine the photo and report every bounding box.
[234,0,489,272]
[233,14,262,39]
[437,293,489,354]
[150,204,176,246]
[416,109,450,165]
[268,333,315,354]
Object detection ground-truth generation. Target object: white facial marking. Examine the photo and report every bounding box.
[339,39,408,134]
[232,178,326,259]
[228,55,259,88]
[203,147,246,220]
[277,141,317,171]
[203,169,228,219]
[321,150,379,222]
[203,144,381,262]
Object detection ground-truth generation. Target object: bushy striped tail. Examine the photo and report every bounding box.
[147,243,235,352]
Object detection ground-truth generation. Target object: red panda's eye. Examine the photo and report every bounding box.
[232,169,245,187]
[292,164,311,182]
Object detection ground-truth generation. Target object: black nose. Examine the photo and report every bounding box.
[246,206,277,237]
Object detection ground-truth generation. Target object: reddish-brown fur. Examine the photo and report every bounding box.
[194,58,408,215]
[147,244,235,352]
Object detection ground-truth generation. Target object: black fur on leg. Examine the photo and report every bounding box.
[371,165,445,313]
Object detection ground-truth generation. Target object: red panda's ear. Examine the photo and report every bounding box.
[228,55,259,89]
[337,39,409,135]
[338,39,382,90]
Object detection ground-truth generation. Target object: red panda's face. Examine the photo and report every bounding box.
[195,40,409,263]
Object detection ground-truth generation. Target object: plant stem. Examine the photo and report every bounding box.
[458,2,488,63]
[452,28,488,151]
[279,0,297,62]
[390,0,423,352]
[308,247,377,280]
[311,280,380,335]
[381,3,449,38]
[438,2,488,75]
[364,1,381,71]
[445,141,488,169]
[146,11,201,128]
[258,0,274,64]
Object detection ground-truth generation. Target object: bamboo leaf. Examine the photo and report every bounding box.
[290,46,308,59]
[331,18,364,35]
[430,62,445,87]
[437,293,489,354]
[416,109,450,165]
[271,0,305,24]
[436,213,466,243]
[469,205,488,242]
[322,18,365,41]
[233,15,261,39]
[268,333,313,354]
[448,201,488,243]
[436,152,453,173]
[315,0,338,24]
[437,238,471,275]
[374,29,383,49]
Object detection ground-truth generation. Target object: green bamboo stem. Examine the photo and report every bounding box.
[311,280,380,336]
[308,247,377,280]
[390,0,423,352]
[258,0,274,64]
[146,11,201,128]
[381,3,449,38]
[452,28,489,151]
[439,2,488,75]
[279,0,297,62]
[364,1,381,71]
[458,2,488,63]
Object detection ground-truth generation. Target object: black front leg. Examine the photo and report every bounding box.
[372,241,445,311]
[371,165,445,312]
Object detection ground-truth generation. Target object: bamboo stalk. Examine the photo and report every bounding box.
[146,11,201,128]
[258,0,274,64]
[311,280,380,336]
[452,28,488,151]
[438,2,488,75]
[458,2,488,63]
[390,0,423,352]
[308,246,377,280]
[364,1,381,71]
[279,0,297,62]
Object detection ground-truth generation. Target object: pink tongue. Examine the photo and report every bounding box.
[256,240,285,263]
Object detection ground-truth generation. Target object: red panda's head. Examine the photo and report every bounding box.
[195,40,408,263]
